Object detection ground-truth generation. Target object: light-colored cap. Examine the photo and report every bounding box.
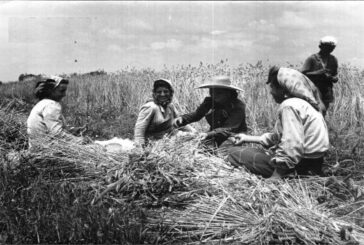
[153,78,173,91]
[320,36,337,46]
[49,75,68,87]
[38,75,68,87]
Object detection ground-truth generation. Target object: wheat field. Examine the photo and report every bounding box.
[0,61,363,244]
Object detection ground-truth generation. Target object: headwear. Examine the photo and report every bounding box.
[34,75,69,99]
[153,79,173,92]
[319,36,337,46]
[49,75,68,87]
[272,67,324,112]
[152,78,174,107]
[197,76,244,92]
[35,75,68,89]
[266,66,280,84]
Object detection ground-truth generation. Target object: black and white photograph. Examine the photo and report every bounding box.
[0,1,363,244]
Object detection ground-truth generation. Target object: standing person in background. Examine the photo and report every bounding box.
[301,36,339,116]
[134,79,194,147]
[173,76,247,148]
[27,76,87,150]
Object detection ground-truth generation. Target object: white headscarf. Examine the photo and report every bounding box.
[277,67,325,112]
[320,36,337,46]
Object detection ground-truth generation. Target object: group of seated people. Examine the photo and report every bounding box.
[27,36,338,179]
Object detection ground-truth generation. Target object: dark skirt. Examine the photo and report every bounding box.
[227,146,324,178]
[228,147,274,178]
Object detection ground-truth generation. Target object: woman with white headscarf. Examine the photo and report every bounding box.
[228,67,329,179]
[134,79,194,147]
[27,75,85,149]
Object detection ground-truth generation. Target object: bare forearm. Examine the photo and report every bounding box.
[233,133,265,146]
[243,135,263,144]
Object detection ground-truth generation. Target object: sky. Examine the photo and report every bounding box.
[1,1,364,82]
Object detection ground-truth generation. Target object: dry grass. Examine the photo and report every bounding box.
[2,131,364,244]
[0,61,363,243]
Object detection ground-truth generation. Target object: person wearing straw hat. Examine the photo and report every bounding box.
[301,36,339,115]
[173,76,247,148]
[228,66,329,179]
[27,75,87,150]
[134,78,194,147]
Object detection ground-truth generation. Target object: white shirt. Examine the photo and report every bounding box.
[261,97,329,168]
[134,101,178,145]
[27,99,81,148]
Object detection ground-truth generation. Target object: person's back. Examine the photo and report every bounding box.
[27,99,63,142]
[277,97,329,159]
[26,76,83,149]
[228,66,330,179]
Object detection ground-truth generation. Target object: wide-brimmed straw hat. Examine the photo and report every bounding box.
[197,76,243,92]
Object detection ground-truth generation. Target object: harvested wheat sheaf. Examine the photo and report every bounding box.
[5,133,362,244]
[1,63,364,243]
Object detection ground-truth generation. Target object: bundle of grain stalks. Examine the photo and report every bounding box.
[0,106,28,151]
[2,126,364,243]
[152,177,364,244]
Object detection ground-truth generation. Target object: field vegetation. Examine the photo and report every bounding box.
[0,61,363,244]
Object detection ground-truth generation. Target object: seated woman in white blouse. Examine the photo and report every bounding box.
[134,79,194,147]
[228,67,329,179]
[27,75,85,149]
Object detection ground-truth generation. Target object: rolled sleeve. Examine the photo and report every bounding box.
[261,132,280,148]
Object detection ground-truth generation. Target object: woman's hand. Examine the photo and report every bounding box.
[172,117,183,128]
[326,74,338,83]
[198,132,208,141]
[82,136,93,144]
[232,133,249,146]
[69,124,87,136]
[231,133,265,146]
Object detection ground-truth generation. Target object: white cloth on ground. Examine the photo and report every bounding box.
[94,137,136,153]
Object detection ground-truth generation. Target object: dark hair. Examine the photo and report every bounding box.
[209,88,238,100]
[266,66,280,86]
[34,79,68,100]
[319,43,336,51]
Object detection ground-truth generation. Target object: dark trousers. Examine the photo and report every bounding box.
[227,146,324,178]
[316,85,334,113]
